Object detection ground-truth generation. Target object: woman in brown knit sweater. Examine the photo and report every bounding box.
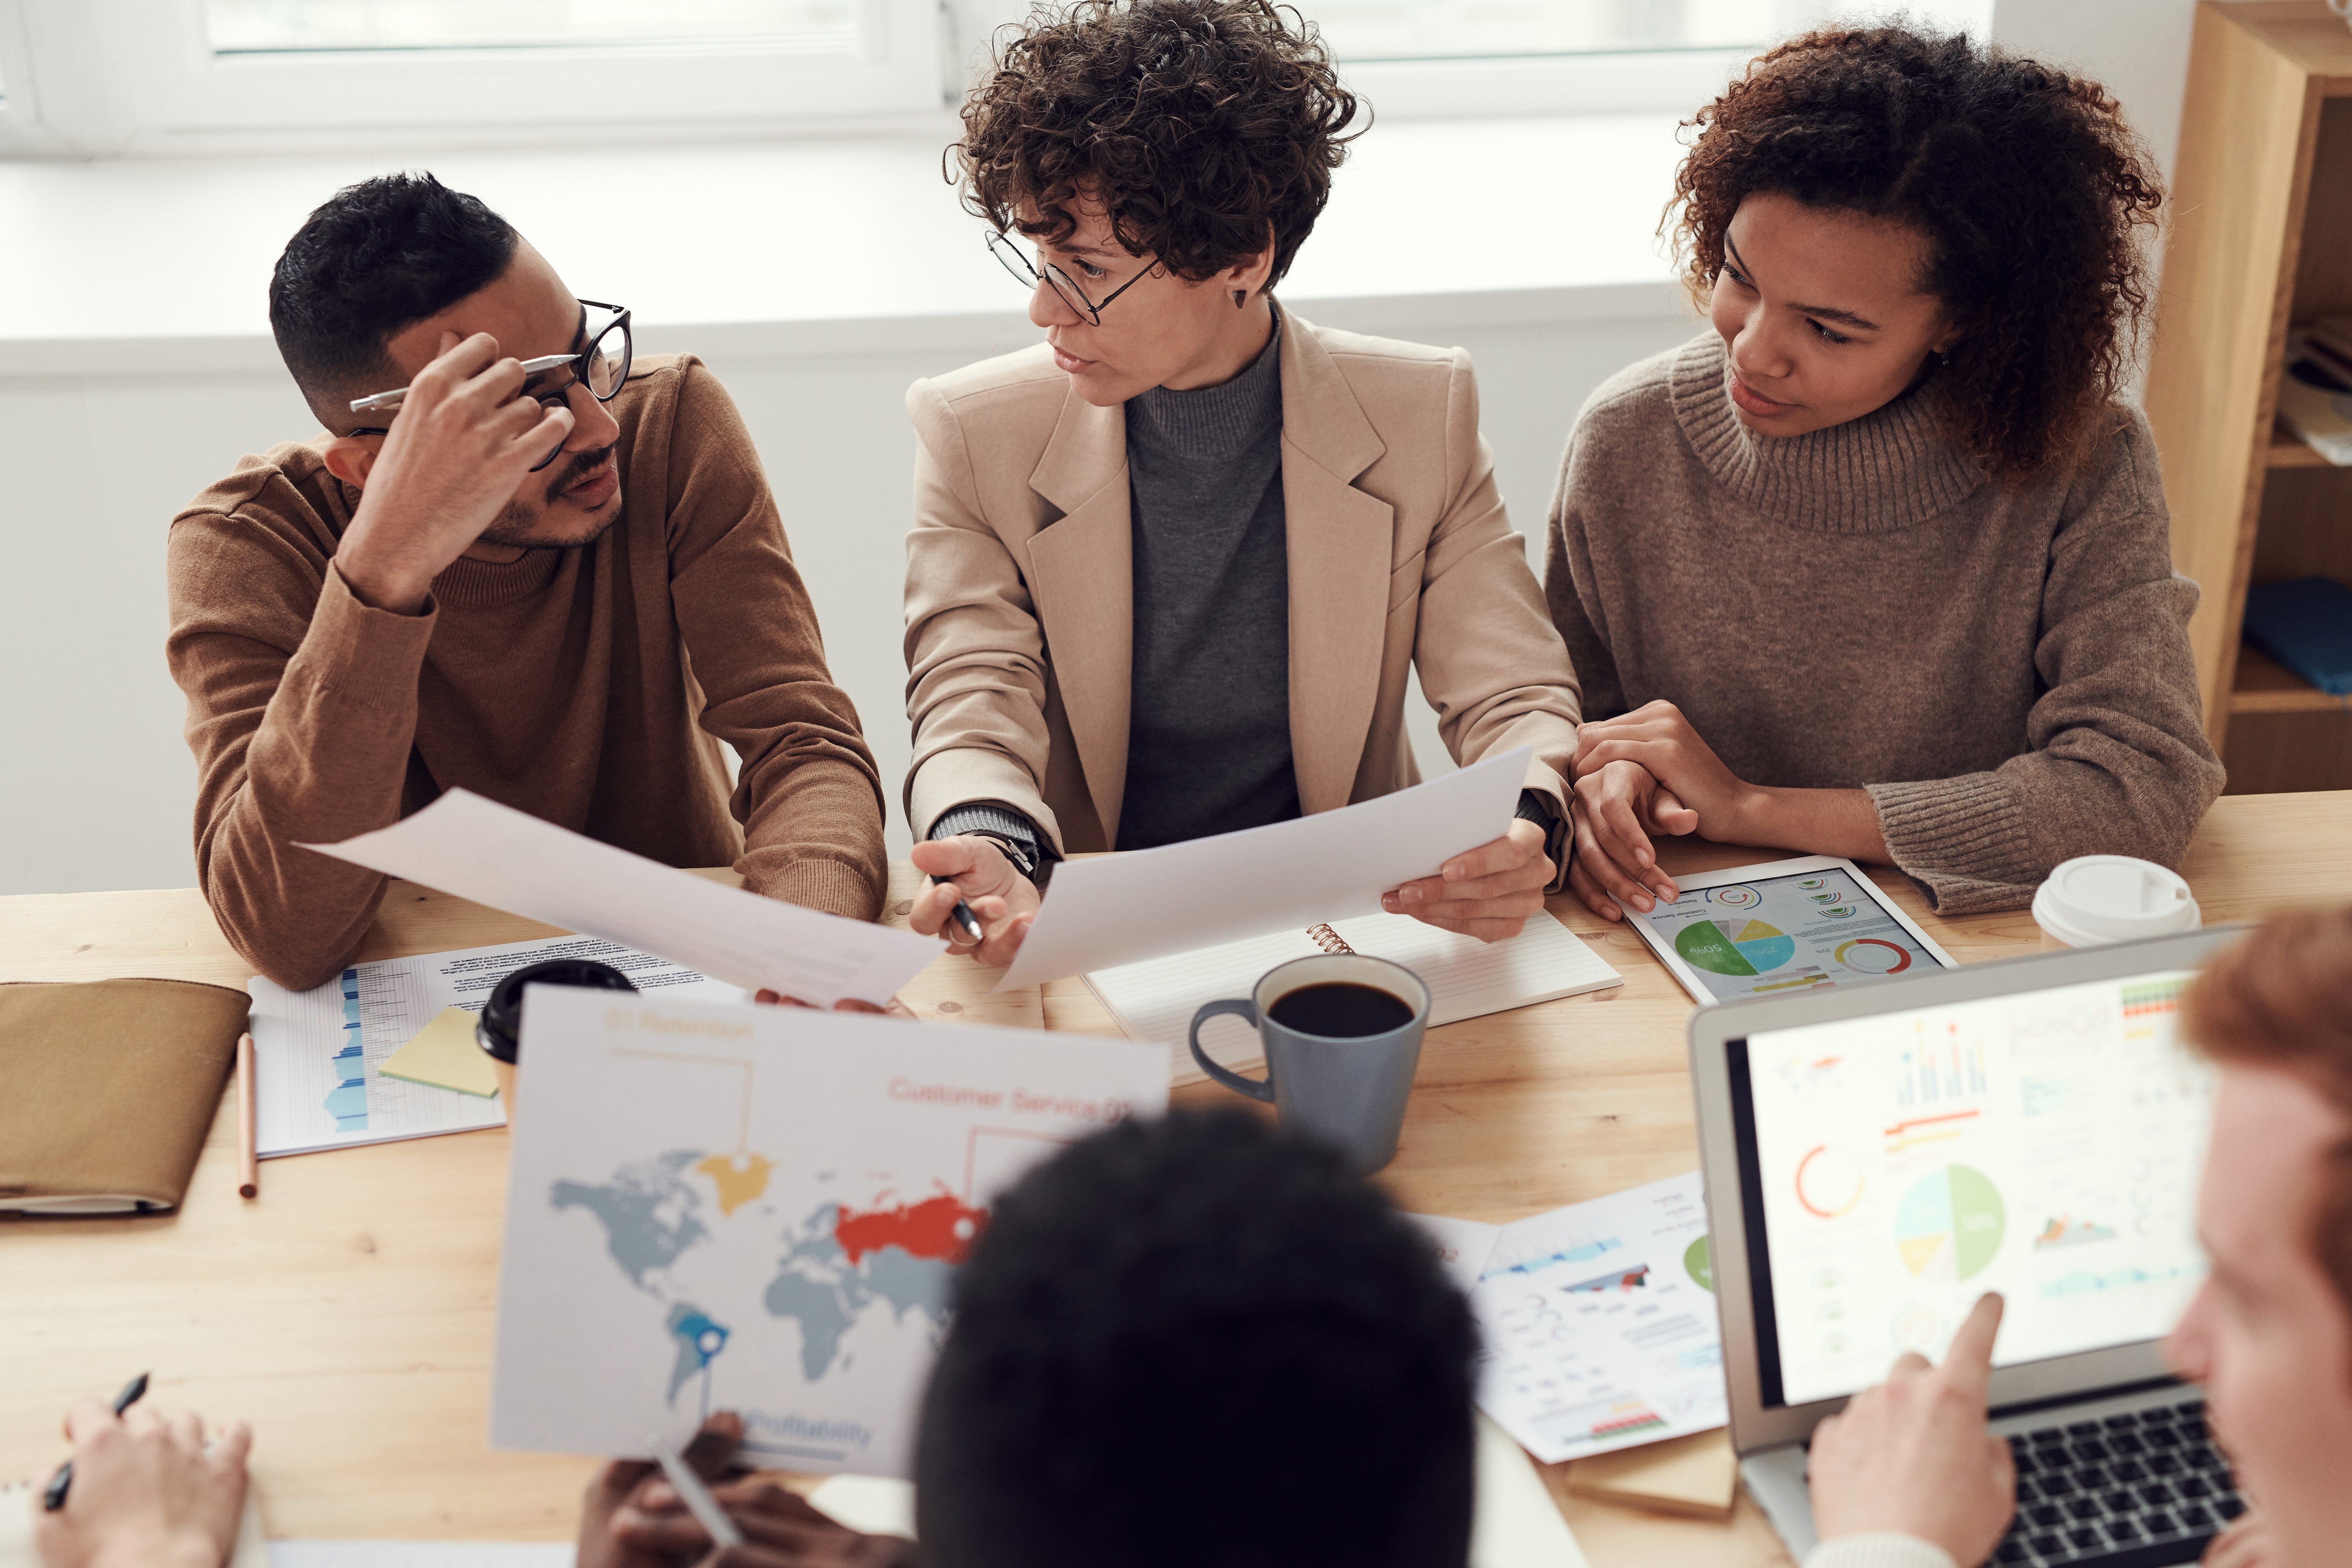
[1548,27,2225,922]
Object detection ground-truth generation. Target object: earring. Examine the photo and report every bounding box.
[1233,290,1247,309]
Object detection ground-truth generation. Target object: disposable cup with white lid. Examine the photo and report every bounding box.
[2030,855,2201,950]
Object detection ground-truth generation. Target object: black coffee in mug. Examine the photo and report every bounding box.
[1266,981,1415,1039]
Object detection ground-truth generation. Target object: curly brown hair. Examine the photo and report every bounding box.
[1667,27,2165,483]
[952,0,1361,289]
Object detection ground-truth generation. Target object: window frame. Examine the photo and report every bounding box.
[0,0,947,158]
[0,0,1995,159]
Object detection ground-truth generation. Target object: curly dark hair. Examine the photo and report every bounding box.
[1667,27,2165,483]
[952,0,1361,289]
[914,1111,1478,1568]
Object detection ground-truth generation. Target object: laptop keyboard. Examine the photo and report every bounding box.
[1994,1397,2245,1568]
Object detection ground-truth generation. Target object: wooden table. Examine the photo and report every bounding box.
[4,794,2344,1559]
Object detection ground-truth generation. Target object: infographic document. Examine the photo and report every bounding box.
[1637,866,1944,1004]
[1471,1172,1726,1463]
[490,990,1167,1476]
[247,933,739,1157]
[1747,969,2212,1407]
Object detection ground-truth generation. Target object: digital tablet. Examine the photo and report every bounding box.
[1615,854,1956,1006]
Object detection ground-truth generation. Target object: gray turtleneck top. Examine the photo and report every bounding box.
[1114,309,1298,850]
[1544,330,2222,915]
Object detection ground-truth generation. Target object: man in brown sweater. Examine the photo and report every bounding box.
[165,173,886,991]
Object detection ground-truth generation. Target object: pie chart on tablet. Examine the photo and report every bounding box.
[1834,938,1913,975]
[1675,917,1797,976]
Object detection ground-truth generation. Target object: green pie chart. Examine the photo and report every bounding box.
[1684,1235,1713,1292]
[1894,1165,2005,1281]
[1675,917,1795,976]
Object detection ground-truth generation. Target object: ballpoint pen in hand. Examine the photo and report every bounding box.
[348,353,573,414]
[929,875,986,946]
[647,1431,744,1550]
[44,1372,149,1511]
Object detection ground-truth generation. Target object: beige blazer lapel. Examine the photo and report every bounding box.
[1278,313,1393,816]
[1025,384,1134,844]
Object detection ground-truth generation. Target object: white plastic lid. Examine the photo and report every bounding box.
[2031,855,2201,947]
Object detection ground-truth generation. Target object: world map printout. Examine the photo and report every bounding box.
[490,989,1167,1476]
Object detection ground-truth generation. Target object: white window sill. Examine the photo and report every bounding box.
[0,113,1690,377]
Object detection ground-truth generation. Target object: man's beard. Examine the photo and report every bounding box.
[475,444,623,551]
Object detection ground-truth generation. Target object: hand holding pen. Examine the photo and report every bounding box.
[35,1376,251,1568]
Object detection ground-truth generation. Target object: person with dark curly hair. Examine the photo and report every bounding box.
[1547,27,2224,925]
[899,0,1586,970]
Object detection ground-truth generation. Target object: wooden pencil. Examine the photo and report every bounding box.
[236,1032,258,1199]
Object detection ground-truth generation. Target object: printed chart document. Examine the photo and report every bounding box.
[1472,1172,1726,1464]
[999,747,1532,990]
[1091,910,1621,1084]
[1408,1211,1504,1296]
[305,789,937,1007]
[490,989,1168,1477]
[248,933,740,1157]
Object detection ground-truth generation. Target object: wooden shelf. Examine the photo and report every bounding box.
[2268,419,2341,468]
[2232,641,2352,713]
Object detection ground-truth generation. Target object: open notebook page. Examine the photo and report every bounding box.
[1085,910,1621,1085]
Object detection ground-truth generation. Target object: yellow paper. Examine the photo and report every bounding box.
[377,1007,501,1098]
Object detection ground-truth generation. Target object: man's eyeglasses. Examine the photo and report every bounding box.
[987,231,1151,326]
[348,299,633,473]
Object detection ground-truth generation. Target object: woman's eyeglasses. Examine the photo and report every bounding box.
[987,232,1152,325]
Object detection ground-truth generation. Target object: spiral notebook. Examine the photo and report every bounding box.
[1085,911,1622,1085]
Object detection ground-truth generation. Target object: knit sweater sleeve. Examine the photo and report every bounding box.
[1866,412,2225,913]
[166,510,434,992]
[663,362,889,923]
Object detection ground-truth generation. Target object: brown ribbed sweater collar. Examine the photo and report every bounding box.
[1668,331,1986,534]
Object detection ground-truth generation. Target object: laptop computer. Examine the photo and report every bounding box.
[1690,927,2251,1568]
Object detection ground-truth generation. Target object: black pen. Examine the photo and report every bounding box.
[929,875,985,945]
[44,1372,149,1511]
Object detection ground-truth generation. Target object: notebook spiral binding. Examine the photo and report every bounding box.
[1305,924,1356,955]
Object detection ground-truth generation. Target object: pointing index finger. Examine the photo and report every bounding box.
[1942,1292,2005,1395]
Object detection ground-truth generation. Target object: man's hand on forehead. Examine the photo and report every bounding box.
[328,328,579,616]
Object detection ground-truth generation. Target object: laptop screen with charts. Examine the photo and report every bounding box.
[1688,926,2243,1457]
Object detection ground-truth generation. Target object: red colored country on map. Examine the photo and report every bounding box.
[835,1192,988,1265]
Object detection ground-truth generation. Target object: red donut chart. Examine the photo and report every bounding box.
[1833,938,1913,975]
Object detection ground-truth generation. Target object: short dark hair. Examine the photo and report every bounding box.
[268,171,518,420]
[953,0,1361,289]
[1668,27,2165,484]
[915,1111,1477,1568]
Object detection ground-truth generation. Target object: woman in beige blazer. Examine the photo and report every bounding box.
[904,0,1584,967]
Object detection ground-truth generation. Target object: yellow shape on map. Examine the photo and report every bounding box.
[377,1007,500,1097]
[696,1151,776,1215]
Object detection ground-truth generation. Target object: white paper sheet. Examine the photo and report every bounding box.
[1087,909,1622,1085]
[1472,1171,1727,1465]
[998,748,1534,990]
[247,933,742,1158]
[490,989,1168,1477]
[269,1548,573,1568]
[1408,1212,1505,1298]
[303,789,938,1007]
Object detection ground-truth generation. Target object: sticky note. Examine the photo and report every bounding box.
[377,1007,500,1098]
